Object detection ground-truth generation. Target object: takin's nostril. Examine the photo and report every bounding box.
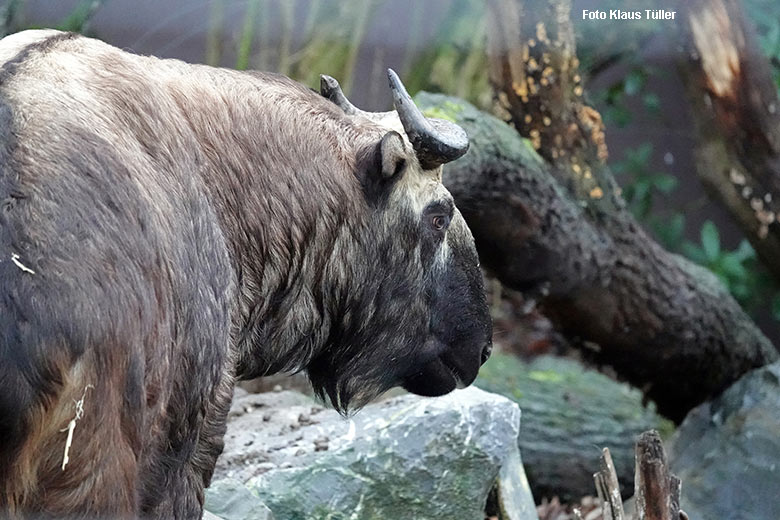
[481,342,493,364]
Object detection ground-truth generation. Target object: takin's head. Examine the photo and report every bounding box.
[304,70,492,411]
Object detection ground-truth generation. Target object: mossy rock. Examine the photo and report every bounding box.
[476,353,674,501]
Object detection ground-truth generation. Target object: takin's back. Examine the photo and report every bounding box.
[0,29,365,515]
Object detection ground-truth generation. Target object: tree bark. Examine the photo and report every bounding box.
[417,89,777,423]
[427,0,779,423]
[485,0,619,213]
[633,431,683,520]
[593,432,685,520]
[594,448,625,520]
[678,0,780,281]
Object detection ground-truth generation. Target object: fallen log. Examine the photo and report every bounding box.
[417,91,778,422]
[476,353,671,501]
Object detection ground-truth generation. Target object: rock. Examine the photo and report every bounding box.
[496,443,538,520]
[668,361,780,520]
[238,372,313,396]
[214,390,324,483]
[475,353,674,501]
[211,387,537,520]
[204,478,275,520]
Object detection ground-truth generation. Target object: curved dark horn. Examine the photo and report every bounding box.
[320,75,395,122]
[387,68,469,169]
[320,75,360,115]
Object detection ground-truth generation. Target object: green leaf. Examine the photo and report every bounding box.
[605,105,632,127]
[633,194,653,220]
[653,174,678,193]
[730,281,751,301]
[235,0,260,70]
[652,213,685,250]
[669,213,686,238]
[700,221,721,261]
[681,241,707,264]
[57,0,104,33]
[732,239,756,262]
[624,69,645,96]
[642,92,660,113]
[719,254,748,280]
[635,142,653,164]
[611,160,627,175]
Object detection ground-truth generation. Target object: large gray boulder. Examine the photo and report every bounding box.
[205,479,275,520]
[207,387,537,520]
[668,361,780,520]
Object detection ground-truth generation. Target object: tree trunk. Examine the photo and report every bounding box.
[678,0,780,281]
[416,88,777,423]
[428,0,779,423]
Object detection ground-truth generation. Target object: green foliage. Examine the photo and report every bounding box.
[648,213,685,251]
[611,143,677,220]
[583,4,780,325]
[57,0,105,34]
[0,0,25,38]
[235,0,260,71]
[3,0,105,37]
[404,0,491,109]
[596,63,662,127]
[744,0,780,94]
[202,0,378,91]
[681,224,758,302]
[276,1,374,95]
[422,100,464,123]
[607,136,780,320]
[219,0,491,107]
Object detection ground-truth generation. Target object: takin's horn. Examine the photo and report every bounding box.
[320,75,360,116]
[320,74,395,122]
[387,68,469,170]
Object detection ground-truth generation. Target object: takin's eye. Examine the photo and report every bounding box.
[430,214,450,231]
[423,200,454,234]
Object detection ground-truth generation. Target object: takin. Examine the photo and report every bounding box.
[0,30,492,518]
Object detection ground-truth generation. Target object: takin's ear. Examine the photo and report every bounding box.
[378,131,408,179]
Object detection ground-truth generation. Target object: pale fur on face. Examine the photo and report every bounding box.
[348,110,471,273]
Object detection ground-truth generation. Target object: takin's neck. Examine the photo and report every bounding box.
[168,69,374,378]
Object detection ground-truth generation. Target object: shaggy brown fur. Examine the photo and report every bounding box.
[0,30,491,518]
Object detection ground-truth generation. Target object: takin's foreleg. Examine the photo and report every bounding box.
[137,362,235,520]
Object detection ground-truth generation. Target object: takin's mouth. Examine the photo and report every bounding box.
[401,337,479,397]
